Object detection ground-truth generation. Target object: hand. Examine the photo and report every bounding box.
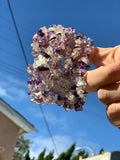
[85,45,120,128]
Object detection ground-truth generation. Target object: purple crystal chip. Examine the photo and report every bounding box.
[27,24,93,112]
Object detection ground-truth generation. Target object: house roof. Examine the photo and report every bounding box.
[0,98,37,135]
[84,151,120,160]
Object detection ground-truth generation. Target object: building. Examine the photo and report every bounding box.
[83,151,120,160]
[0,98,37,160]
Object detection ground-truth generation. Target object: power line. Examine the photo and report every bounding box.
[0,62,26,76]
[0,65,59,155]
[39,106,59,155]
[7,0,28,66]
[0,15,34,33]
[0,21,33,39]
[0,76,26,88]
[0,26,17,40]
[0,60,26,75]
[6,0,59,156]
[0,1,9,10]
[0,15,12,23]
[0,47,23,59]
[0,32,31,51]
[0,66,26,80]
[0,66,105,121]
[0,22,15,33]
[0,33,19,46]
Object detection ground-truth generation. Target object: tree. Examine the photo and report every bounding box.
[45,151,54,160]
[25,150,35,160]
[13,137,102,160]
[13,135,32,160]
[37,148,54,160]
[99,148,104,154]
[25,150,31,160]
[37,148,46,160]
[71,149,88,160]
[64,143,76,160]
[55,143,76,160]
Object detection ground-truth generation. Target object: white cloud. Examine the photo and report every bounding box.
[29,134,100,159]
[0,76,28,102]
[28,107,66,126]
[0,86,13,100]
[0,87,7,97]
[76,138,101,156]
[30,134,73,159]
[0,74,101,158]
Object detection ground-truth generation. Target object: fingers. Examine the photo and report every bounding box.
[106,102,120,128]
[97,82,120,129]
[88,45,120,129]
[90,46,113,67]
[90,45,120,67]
[98,82,120,105]
[84,62,120,92]
[97,83,120,129]
[114,45,120,62]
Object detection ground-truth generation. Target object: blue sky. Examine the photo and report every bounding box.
[0,0,120,158]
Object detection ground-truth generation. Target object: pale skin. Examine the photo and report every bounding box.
[85,45,120,129]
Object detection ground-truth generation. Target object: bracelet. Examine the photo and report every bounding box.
[27,25,93,112]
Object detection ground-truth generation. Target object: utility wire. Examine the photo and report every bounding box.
[0,24,31,41]
[0,76,26,88]
[0,20,33,39]
[39,106,59,155]
[0,60,26,75]
[1,63,59,155]
[0,15,33,33]
[0,33,32,51]
[0,47,23,59]
[0,66,26,80]
[0,66,105,121]
[0,15,12,23]
[7,0,28,66]
[0,1,9,10]
[0,22,15,33]
[0,34,19,46]
[0,26,16,39]
[7,0,59,156]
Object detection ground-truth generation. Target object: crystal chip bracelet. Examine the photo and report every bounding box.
[27,24,93,112]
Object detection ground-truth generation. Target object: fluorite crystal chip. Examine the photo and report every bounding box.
[27,24,93,111]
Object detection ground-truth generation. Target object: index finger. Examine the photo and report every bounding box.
[90,45,120,67]
[84,62,120,93]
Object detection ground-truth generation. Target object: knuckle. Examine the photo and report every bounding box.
[116,61,120,68]
[106,103,120,127]
[111,62,120,75]
[97,89,109,104]
[106,62,120,79]
[107,104,117,118]
[106,65,114,78]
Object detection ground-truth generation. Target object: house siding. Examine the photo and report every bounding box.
[0,112,19,160]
